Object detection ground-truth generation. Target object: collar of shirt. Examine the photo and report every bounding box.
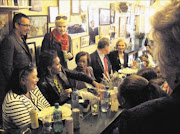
[97,49,106,69]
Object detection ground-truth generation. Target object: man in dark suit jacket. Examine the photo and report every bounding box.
[90,37,112,83]
[0,13,32,123]
[89,20,98,44]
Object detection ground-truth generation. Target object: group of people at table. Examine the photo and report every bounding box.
[0,0,180,133]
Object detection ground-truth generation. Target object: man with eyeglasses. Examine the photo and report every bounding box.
[0,13,32,124]
[41,15,73,69]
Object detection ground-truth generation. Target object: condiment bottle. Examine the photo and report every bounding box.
[30,109,39,129]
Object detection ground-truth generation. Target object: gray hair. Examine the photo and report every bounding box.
[150,0,180,76]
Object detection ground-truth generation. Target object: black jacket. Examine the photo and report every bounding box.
[38,68,94,105]
[90,50,112,83]
[108,50,128,72]
[41,33,73,68]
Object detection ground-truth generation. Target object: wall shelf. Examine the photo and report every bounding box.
[0,6,32,10]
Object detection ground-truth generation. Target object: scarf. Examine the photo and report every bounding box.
[50,29,69,51]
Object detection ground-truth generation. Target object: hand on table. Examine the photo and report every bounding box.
[92,81,105,91]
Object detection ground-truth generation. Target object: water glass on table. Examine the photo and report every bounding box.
[90,99,99,116]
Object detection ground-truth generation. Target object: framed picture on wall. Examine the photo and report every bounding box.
[99,8,110,25]
[49,6,58,23]
[80,35,90,48]
[27,42,37,64]
[119,17,127,38]
[71,0,81,15]
[59,0,71,21]
[30,0,42,11]
[28,15,48,38]
[110,3,115,24]
[0,11,12,42]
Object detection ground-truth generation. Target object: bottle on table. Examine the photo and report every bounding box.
[30,109,39,129]
[136,57,141,69]
[53,103,63,133]
[71,88,79,109]
[100,86,110,112]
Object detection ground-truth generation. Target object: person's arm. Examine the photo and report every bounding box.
[67,35,73,60]
[0,36,14,81]
[65,68,104,89]
[41,33,50,52]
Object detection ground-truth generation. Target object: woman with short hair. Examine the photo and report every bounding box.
[108,38,128,72]
[2,64,50,130]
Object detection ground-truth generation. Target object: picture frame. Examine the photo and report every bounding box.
[119,17,127,38]
[49,6,58,23]
[58,0,71,22]
[110,3,115,24]
[27,42,37,64]
[80,35,90,48]
[99,8,110,25]
[28,15,48,39]
[0,11,12,42]
[29,0,42,12]
[71,0,81,15]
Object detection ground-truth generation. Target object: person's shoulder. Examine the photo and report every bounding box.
[4,90,22,102]
[90,50,97,56]
[122,96,171,117]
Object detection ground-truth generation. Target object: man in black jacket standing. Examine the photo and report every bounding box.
[0,13,32,123]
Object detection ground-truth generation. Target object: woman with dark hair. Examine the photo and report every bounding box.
[136,67,157,81]
[117,75,167,109]
[37,50,104,105]
[108,38,128,72]
[70,51,95,89]
[2,63,50,130]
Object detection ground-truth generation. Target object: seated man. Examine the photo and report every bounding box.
[90,38,112,83]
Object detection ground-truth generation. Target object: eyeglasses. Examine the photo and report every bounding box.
[56,16,67,20]
[17,22,31,27]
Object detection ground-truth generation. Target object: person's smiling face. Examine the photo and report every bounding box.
[56,22,67,36]
[77,55,88,72]
[22,68,39,91]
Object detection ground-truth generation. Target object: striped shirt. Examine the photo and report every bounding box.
[2,86,50,130]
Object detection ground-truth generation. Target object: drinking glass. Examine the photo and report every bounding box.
[90,99,99,116]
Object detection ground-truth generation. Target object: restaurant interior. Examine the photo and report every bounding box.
[0,0,172,133]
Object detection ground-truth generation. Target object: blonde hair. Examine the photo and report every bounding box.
[55,15,68,26]
[115,38,127,50]
[150,0,180,76]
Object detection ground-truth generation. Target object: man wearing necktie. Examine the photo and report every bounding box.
[0,13,32,123]
[90,37,112,83]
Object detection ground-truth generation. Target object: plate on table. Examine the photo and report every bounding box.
[118,68,138,75]
[38,104,72,121]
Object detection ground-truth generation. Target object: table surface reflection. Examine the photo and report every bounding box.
[63,108,123,134]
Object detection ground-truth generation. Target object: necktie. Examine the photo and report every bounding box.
[104,56,108,78]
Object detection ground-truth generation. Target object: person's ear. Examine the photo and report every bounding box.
[47,66,51,72]
[21,78,26,86]
[14,22,19,29]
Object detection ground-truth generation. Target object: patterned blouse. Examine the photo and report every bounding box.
[2,86,50,130]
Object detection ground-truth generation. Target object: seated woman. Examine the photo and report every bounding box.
[2,64,50,130]
[108,38,128,72]
[137,67,167,96]
[70,51,95,89]
[117,75,167,109]
[37,50,104,106]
